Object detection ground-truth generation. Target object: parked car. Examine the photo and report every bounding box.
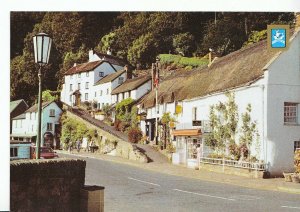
[31,146,59,159]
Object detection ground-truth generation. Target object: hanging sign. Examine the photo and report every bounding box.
[175,105,182,114]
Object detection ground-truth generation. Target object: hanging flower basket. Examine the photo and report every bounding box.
[283,172,293,182]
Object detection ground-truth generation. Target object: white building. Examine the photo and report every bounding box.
[139,28,300,175]
[111,75,152,104]
[60,50,129,107]
[11,101,63,148]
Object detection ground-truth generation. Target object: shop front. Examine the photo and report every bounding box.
[171,129,203,169]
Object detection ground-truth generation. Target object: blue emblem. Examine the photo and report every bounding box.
[271,29,286,48]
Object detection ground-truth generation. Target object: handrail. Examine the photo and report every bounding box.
[200,157,266,171]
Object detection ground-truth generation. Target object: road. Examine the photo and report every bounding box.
[61,154,300,212]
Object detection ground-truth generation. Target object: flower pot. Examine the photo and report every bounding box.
[291,174,300,183]
[283,172,293,182]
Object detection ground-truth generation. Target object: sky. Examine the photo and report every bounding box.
[1,0,300,210]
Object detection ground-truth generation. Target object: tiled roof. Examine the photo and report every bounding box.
[111,75,152,95]
[140,39,280,108]
[12,113,26,120]
[65,60,105,75]
[10,99,27,113]
[25,101,53,113]
[95,69,126,85]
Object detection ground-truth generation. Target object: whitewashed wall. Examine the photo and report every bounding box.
[264,31,300,175]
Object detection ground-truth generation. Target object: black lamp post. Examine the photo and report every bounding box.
[33,33,52,159]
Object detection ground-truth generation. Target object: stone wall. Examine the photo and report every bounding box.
[199,163,268,179]
[66,111,148,163]
[11,159,86,212]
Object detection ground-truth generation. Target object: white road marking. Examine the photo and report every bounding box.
[173,189,236,201]
[281,206,300,210]
[128,177,161,187]
[229,195,261,201]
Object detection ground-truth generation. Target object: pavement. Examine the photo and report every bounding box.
[56,149,300,195]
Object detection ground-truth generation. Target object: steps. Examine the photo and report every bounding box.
[66,106,169,164]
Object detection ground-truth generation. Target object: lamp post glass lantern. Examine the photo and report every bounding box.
[33,33,52,159]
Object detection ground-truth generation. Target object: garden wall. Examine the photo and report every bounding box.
[11,158,86,212]
[66,111,148,163]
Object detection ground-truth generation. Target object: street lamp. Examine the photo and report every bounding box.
[33,33,52,159]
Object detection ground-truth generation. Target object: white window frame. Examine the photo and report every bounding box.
[118,77,124,84]
[284,102,298,124]
[294,141,300,152]
[86,72,89,77]
[99,72,104,77]
[85,82,89,89]
[78,83,80,90]
[100,90,103,96]
[85,93,88,101]
[107,88,109,95]
[192,107,197,121]
[78,73,81,78]
[69,95,72,102]
[47,123,53,131]
[70,84,73,91]
[49,109,55,117]
[10,147,18,157]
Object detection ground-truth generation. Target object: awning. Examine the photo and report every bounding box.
[172,129,201,136]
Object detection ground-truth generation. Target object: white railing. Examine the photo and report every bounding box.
[200,157,267,171]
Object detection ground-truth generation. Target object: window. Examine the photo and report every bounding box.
[85,82,89,89]
[118,77,124,84]
[192,107,197,121]
[85,93,88,100]
[86,72,89,77]
[100,90,103,96]
[70,84,73,91]
[32,125,34,132]
[30,113,34,120]
[95,92,97,97]
[78,83,81,90]
[107,88,109,95]
[102,103,104,108]
[78,73,81,78]
[69,95,72,102]
[14,121,17,128]
[295,141,300,152]
[49,109,55,117]
[128,91,131,98]
[99,72,104,77]
[70,75,73,79]
[47,123,53,131]
[284,102,298,124]
[10,147,18,157]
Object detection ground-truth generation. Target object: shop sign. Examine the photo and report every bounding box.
[175,105,182,114]
[192,120,202,126]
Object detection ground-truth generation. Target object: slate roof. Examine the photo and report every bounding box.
[10,99,27,113]
[95,69,126,85]
[111,75,152,95]
[140,39,280,109]
[12,113,26,120]
[94,52,129,67]
[25,101,53,113]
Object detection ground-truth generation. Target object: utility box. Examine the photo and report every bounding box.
[80,185,105,212]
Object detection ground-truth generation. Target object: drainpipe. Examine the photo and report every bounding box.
[260,84,266,168]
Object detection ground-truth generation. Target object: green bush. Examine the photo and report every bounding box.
[128,127,143,143]
[158,54,208,69]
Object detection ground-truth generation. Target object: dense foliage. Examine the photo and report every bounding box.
[11,12,295,105]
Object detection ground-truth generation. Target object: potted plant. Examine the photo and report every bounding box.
[95,111,105,121]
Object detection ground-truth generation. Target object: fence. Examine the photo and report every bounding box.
[200,157,267,171]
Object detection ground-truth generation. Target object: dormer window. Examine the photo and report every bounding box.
[99,72,104,77]
[78,73,81,78]
[118,77,124,84]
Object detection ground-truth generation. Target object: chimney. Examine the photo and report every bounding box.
[89,49,94,62]
[107,47,112,55]
[151,63,157,90]
[125,65,132,80]
[208,48,213,67]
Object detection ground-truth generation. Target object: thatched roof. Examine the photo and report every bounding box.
[140,40,279,109]
[95,69,126,85]
[25,101,53,113]
[94,52,130,67]
[111,75,152,95]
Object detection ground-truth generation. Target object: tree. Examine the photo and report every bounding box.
[127,33,158,68]
[239,104,260,160]
[172,32,195,56]
[42,90,59,102]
